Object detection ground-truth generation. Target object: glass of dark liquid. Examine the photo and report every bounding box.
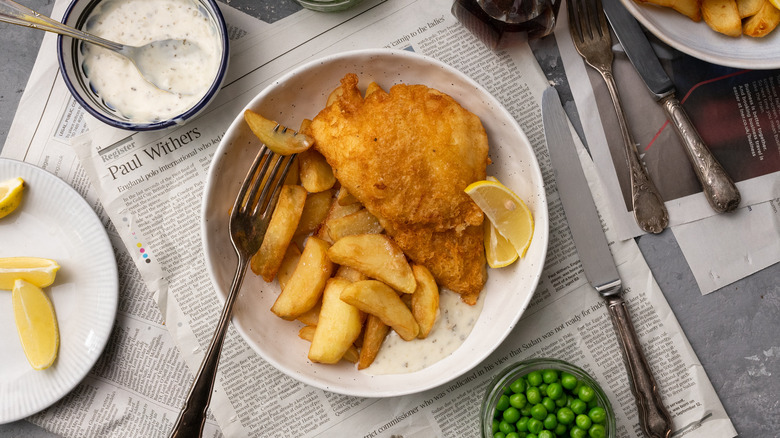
[451,0,561,50]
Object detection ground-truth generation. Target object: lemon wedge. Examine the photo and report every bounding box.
[0,177,25,219]
[466,178,534,259]
[484,220,519,268]
[0,257,61,290]
[13,279,60,370]
[244,110,314,155]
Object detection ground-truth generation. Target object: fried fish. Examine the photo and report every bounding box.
[307,73,490,303]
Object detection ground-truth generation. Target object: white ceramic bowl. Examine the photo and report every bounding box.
[57,0,229,131]
[201,49,549,397]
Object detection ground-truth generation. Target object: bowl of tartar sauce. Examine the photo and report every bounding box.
[57,0,229,131]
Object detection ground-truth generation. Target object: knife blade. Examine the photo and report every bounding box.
[542,87,672,438]
[602,0,741,213]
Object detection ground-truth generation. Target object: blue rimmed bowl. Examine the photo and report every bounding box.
[56,0,229,131]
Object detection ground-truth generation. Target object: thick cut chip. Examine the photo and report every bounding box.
[326,208,383,242]
[702,0,742,36]
[270,236,334,320]
[295,188,336,236]
[299,149,336,193]
[358,314,390,370]
[340,280,419,341]
[743,0,780,36]
[244,110,313,155]
[411,265,439,339]
[327,234,416,294]
[277,243,302,290]
[308,278,363,364]
[251,185,307,282]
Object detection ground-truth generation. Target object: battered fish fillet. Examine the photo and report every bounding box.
[307,73,490,303]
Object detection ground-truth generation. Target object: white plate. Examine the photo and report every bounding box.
[0,159,118,423]
[620,0,780,69]
[201,49,549,397]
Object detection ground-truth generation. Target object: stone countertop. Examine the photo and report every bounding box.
[0,1,777,436]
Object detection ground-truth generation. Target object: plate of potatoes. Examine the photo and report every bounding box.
[621,0,780,68]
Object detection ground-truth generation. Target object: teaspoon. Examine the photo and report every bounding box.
[0,0,201,95]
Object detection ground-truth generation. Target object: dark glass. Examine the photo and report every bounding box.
[452,0,561,50]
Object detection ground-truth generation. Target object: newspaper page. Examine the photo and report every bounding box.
[553,1,780,293]
[555,0,780,239]
[65,0,735,437]
[0,1,276,437]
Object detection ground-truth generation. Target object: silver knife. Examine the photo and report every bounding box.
[542,87,673,438]
[602,0,740,213]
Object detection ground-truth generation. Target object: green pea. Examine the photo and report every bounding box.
[497,395,511,411]
[527,387,542,405]
[578,386,595,403]
[516,416,529,432]
[530,403,548,421]
[557,407,575,425]
[527,418,544,434]
[504,386,514,395]
[546,382,564,400]
[520,405,533,417]
[542,397,557,413]
[526,435,537,438]
[504,407,521,424]
[527,371,544,387]
[588,407,606,424]
[555,396,568,408]
[543,413,558,430]
[510,393,528,409]
[561,373,577,389]
[506,433,521,438]
[554,423,568,436]
[570,399,587,415]
[510,378,527,394]
[492,418,500,433]
[539,383,548,396]
[588,424,606,438]
[539,431,555,438]
[569,427,587,438]
[499,420,516,434]
[494,432,506,438]
[543,369,559,384]
[575,414,592,430]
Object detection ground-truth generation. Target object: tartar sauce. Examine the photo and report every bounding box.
[364,289,485,374]
[81,0,222,123]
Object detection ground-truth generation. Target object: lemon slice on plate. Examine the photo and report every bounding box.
[466,178,534,260]
[12,279,60,370]
[0,177,25,219]
[484,220,519,268]
[0,257,60,290]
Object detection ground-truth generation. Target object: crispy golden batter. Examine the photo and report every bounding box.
[307,74,489,303]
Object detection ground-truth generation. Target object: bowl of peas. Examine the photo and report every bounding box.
[481,358,615,438]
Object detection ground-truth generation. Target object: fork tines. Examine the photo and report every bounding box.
[568,0,609,42]
[233,146,296,221]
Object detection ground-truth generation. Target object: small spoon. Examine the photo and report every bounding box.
[0,0,201,95]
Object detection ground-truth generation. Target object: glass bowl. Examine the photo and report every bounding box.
[481,358,616,438]
[296,0,364,12]
[56,0,229,131]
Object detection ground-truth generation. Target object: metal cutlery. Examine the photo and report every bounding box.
[567,0,669,233]
[169,146,296,437]
[602,0,740,213]
[542,87,673,438]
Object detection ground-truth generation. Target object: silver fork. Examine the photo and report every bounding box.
[169,144,296,438]
[568,0,668,234]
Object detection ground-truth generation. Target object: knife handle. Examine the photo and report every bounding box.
[660,95,741,213]
[606,294,673,438]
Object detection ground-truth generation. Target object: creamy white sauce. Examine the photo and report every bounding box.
[364,289,485,375]
[81,0,222,123]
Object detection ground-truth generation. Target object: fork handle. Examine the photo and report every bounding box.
[601,70,668,234]
[660,94,740,213]
[169,257,249,438]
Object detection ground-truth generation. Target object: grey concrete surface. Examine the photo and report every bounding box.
[1,0,778,437]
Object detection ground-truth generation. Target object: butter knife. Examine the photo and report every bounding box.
[602,0,741,213]
[542,87,673,438]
